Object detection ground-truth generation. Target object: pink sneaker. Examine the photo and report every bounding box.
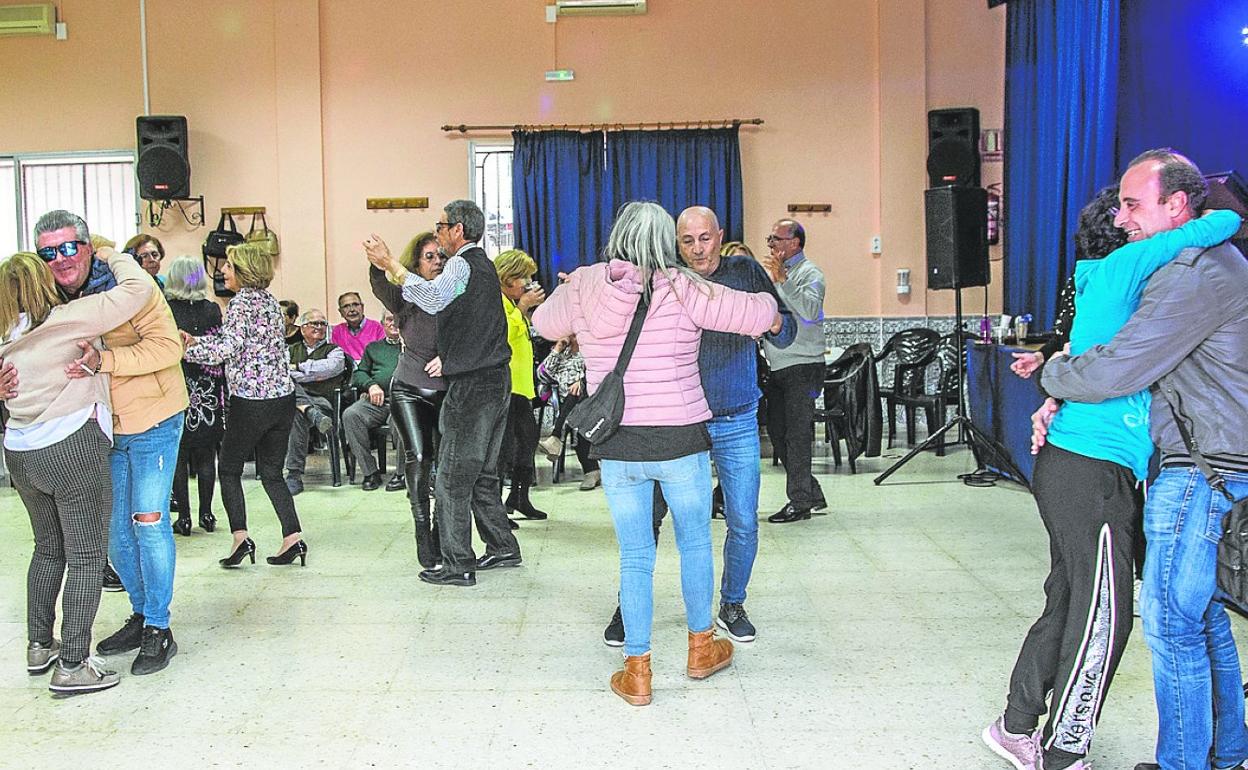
[982,717,1039,770]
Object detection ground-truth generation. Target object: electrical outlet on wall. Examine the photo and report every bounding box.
[870,236,882,254]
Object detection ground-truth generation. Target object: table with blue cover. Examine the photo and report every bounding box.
[965,341,1046,485]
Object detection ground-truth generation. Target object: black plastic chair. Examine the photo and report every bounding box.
[886,332,962,455]
[875,328,941,448]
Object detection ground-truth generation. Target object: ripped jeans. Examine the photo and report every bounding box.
[109,413,183,629]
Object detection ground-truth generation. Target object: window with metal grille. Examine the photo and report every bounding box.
[471,143,514,258]
[1,151,137,254]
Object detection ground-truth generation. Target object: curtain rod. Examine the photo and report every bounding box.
[440,118,764,133]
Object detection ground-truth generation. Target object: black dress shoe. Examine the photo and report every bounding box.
[508,518,520,530]
[361,472,384,491]
[418,568,476,587]
[767,503,812,524]
[1133,764,1159,770]
[385,474,406,492]
[476,552,522,570]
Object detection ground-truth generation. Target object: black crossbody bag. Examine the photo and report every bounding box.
[1165,398,1248,611]
[565,293,650,445]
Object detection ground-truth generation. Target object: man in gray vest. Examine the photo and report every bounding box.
[1038,149,1248,770]
[364,199,521,586]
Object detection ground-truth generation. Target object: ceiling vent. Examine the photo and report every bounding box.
[0,4,55,36]
[555,0,647,17]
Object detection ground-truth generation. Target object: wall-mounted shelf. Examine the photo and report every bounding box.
[146,196,205,228]
[220,206,267,215]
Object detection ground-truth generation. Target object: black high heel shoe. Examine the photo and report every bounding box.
[199,511,216,533]
[172,514,193,537]
[219,537,256,568]
[266,540,308,566]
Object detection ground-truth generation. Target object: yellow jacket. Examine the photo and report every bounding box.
[98,284,189,435]
[502,294,535,399]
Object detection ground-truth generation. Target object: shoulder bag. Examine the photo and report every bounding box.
[564,293,649,445]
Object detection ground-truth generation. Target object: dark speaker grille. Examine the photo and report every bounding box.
[926,187,989,290]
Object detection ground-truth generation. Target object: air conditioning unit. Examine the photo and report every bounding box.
[0,3,55,36]
[556,0,647,17]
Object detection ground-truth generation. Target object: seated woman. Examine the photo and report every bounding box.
[369,230,447,568]
[1,247,155,693]
[537,336,600,490]
[532,201,781,706]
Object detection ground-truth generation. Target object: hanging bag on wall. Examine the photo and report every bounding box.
[1165,397,1248,612]
[565,292,649,445]
[203,212,245,258]
[246,211,280,257]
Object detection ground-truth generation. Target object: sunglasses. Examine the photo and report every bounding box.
[36,240,87,262]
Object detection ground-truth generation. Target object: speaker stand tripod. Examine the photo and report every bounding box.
[872,285,1029,488]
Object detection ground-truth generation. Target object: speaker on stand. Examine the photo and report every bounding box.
[873,184,1027,487]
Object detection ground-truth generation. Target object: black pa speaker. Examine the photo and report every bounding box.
[136,115,190,200]
[927,108,980,188]
[926,187,990,290]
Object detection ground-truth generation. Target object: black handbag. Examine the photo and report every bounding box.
[565,293,649,445]
[203,212,245,259]
[1165,398,1248,611]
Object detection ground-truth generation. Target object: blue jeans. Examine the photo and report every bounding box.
[602,452,714,657]
[708,406,760,606]
[110,413,184,629]
[1141,467,1248,770]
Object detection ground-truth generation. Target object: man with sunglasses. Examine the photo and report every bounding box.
[284,309,348,496]
[363,199,520,587]
[759,218,828,524]
[330,291,385,363]
[8,210,189,677]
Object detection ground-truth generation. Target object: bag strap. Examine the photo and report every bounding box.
[248,213,260,236]
[1162,391,1235,503]
[610,293,650,378]
[215,212,228,231]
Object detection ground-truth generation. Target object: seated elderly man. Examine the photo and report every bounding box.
[342,310,402,490]
[331,291,385,363]
[284,309,348,495]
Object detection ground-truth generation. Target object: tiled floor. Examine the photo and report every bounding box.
[1,442,1240,767]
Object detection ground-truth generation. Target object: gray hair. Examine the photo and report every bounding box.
[34,210,90,243]
[604,201,708,301]
[444,199,485,243]
[775,218,806,249]
[297,309,326,325]
[163,255,210,301]
[1128,148,1208,214]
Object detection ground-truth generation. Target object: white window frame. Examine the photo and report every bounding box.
[1,149,138,253]
[469,140,515,258]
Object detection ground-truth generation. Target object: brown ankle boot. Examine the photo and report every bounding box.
[610,653,652,706]
[687,628,733,679]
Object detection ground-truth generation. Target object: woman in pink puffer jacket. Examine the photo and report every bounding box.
[532,201,779,706]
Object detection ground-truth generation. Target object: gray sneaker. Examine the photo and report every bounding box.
[308,407,333,434]
[27,639,59,674]
[716,603,756,642]
[49,656,120,694]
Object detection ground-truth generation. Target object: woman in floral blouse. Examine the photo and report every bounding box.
[182,243,306,568]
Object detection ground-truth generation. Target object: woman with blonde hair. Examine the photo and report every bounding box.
[183,243,306,568]
[719,241,754,258]
[532,201,781,706]
[495,248,547,522]
[164,255,226,536]
[1,246,154,693]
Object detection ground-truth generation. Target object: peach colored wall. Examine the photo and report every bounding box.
[0,0,1006,321]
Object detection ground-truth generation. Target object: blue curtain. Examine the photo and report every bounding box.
[511,130,608,288]
[1003,0,1119,331]
[604,128,745,241]
[1116,1,1248,178]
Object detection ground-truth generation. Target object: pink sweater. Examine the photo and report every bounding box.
[532,260,777,426]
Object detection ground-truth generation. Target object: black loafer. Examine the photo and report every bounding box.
[385,474,406,492]
[418,568,476,587]
[476,552,522,570]
[767,503,812,524]
[361,472,383,491]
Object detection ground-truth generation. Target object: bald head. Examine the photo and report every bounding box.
[677,206,724,276]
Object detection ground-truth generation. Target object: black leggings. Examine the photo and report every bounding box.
[501,393,540,484]
[172,444,217,518]
[389,381,442,516]
[218,394,302,537]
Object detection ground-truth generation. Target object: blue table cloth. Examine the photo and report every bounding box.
[965,341,1046,484]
